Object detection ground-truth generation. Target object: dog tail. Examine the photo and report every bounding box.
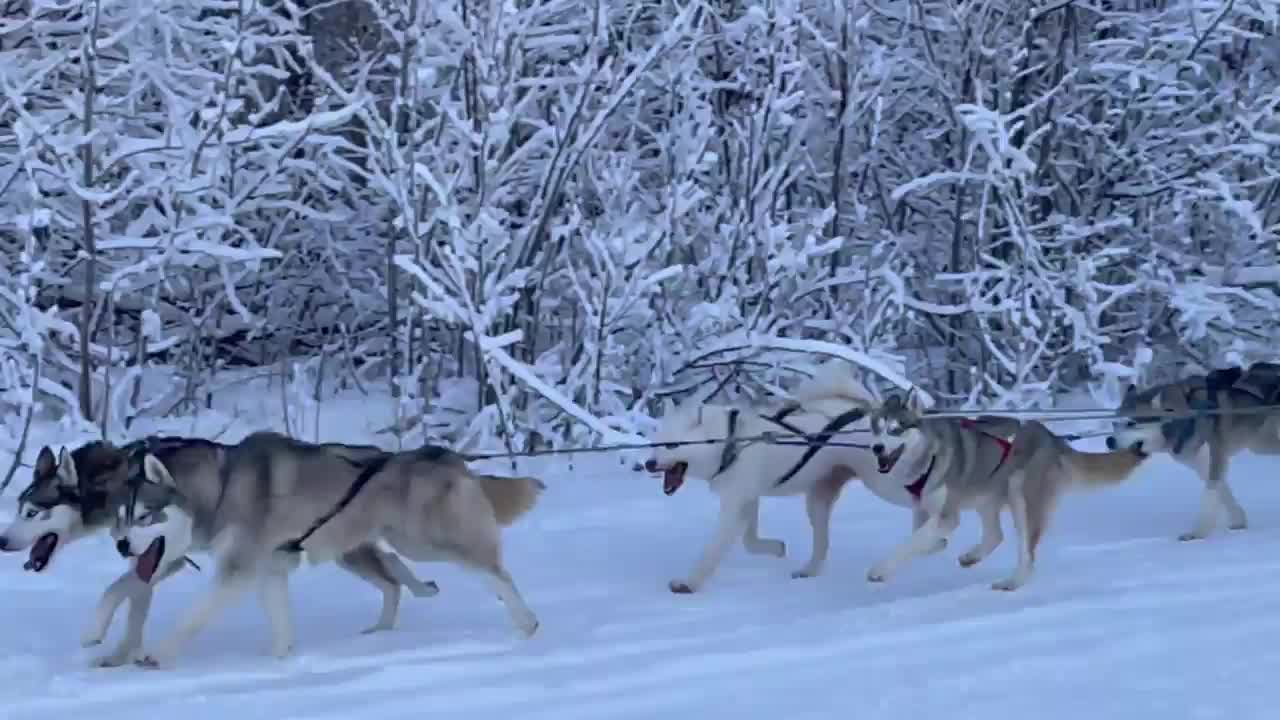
[477,474,547,526]
[790,360,876,409]
[1062,448,1148,489]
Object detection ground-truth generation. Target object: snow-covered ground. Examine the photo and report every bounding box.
[2,385,1279,720]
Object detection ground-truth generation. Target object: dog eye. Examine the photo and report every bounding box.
[23,507,40,519]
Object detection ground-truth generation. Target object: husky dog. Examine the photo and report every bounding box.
[643,361,945,595]
[1106,363,1280,541]
[118,430,544,668]
[0,438,438,667]
[869,391,1151,590]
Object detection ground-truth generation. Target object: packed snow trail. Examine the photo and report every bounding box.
[2,425,1279,719]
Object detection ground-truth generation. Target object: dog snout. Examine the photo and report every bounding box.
[0,536,8,552]
[1105,436,1117,450]
[116,537,132,558]
[644,459,659,473]
[872,443,885,455]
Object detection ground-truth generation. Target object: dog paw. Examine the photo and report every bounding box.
[990,578,1022,592]
[925,538,948,555]
[958,552,983,568]
[361,623,394,635]
[668,580,697,594]
[80,632,104,648]
[1177,532,1207,542]
[520,619,540,638]
[271,643,295,659]
[410,580,440,598]
[135,655,165,670]
[791,568,819,580]
[1229,521,1248,532]
[866,567,891,584]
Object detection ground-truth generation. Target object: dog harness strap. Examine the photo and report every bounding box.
[281,454,391,553]
[1165,386,1213,456]
[763,405,806,435]
[773,407,866,487]
[713,409,741,478]
[959,419,1013,477]
[905,454,937,499]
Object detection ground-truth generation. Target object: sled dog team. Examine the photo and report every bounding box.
[3,359,1279,668]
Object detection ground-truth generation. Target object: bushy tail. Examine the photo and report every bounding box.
[789,360,877,410]
[1063,449,1147,489]
[477,474,547,526]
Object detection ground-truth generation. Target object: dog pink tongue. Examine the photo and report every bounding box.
[23,533,57,572]
[663,467,685,495]
[136,537,166,583]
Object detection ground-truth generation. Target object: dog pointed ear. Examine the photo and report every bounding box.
[142,454,176,488]
[35,446,56,479]
[905,387,924,415]
[56,447,79,488]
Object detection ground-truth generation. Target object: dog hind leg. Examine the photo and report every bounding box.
[375,548,440,598]
[336,546,415,634]
[1181,441,1232,541]
[992,470,1050,591]
[450,539,538,636]
[742,499,786,558]
[959,498,1005,568]
[793,470,849,579]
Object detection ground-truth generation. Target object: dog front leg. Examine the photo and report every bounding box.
[91,559,186,668]
[868,509,959,583]
[82,568,139,649]
[258,557,296,658]
[671,500,751,594]
[742,499,786,558]
[137,556,256,668]
[1181,442,1232,541]
[913,505,948,555]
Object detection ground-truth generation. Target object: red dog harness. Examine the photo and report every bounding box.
[960,418,1013,472]
[902,420,1014,501]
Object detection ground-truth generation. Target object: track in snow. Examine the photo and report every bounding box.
[2,444,1279,720]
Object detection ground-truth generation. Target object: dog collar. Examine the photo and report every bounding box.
[904,454,936,499]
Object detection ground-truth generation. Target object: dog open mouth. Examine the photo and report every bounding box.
[23,532,58,572]
[876,444,906,474]
[662,462,688,496]
[135,537,166,583]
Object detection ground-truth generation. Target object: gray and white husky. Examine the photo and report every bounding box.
[118,430,545,668]
[1106,362,1280,541]
[869,391,1151,590]
[643,361,945,595]
[0,438,439,667]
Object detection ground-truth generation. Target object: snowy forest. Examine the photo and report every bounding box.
[1,0,1278,454]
